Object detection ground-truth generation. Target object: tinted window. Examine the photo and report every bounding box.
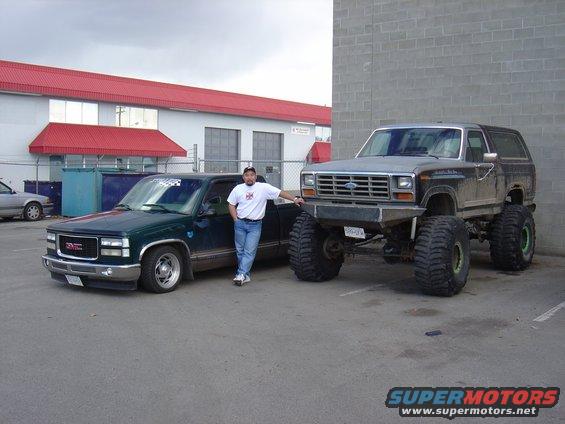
[119,178,203,214]
[490,132,527,159]
[465,131,488,162]
[203,180,238,216]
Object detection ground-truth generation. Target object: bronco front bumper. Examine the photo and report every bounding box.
[301,202,426,229]
[42,255,141,289]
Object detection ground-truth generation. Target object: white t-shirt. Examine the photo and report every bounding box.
[227,182,281,220]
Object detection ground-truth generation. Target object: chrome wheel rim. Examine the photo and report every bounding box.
[154,253,181,289]
[27,205,40,220]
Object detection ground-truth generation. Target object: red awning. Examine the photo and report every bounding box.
[308,141,332,163]
[29,123,186,157]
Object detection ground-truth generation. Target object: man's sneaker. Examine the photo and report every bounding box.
[233,274,245,286]
[242,275,251,284]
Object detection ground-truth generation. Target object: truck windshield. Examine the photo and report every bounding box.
[116,177,203,214]
[357,128,462,159]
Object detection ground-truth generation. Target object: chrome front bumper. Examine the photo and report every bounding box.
[301,202,426,229]
[42,255,141,281]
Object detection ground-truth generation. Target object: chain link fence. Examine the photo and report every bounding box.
[1,154,306,193]
[196,159,306,192]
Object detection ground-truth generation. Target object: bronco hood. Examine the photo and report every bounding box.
[303,156,458,174]
[47,210,189,236]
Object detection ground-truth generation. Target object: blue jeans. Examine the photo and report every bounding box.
[234,219,262,277]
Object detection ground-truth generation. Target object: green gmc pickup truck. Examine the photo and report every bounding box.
[42,174,300,293]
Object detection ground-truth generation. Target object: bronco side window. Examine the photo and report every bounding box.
[465,131,488,163]
[489,132,528,160]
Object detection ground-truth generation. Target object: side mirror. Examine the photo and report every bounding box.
[483,152,498,163]
[208,195,221,205]
[198,208,216,218]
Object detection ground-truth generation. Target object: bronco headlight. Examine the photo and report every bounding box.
[47,232,56,242]
[397,176,413,189]
[303,174,315,187]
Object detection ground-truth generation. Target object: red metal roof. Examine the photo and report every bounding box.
[0,60,331,126]
[29,123,187,157]
[308,141,332,163]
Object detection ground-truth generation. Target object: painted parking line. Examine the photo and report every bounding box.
[340,284,384,296]
[533,301,565,322]
[12,247,45,252]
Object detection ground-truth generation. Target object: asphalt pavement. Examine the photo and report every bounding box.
[0,218,563,423]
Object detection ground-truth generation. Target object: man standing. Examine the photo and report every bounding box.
[227,166,304,286]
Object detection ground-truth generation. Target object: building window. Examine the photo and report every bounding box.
[115,106,158,129]
[316,126,331,142]
[49,99,98,125]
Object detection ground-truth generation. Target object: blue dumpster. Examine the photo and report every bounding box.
[101,173,156,212]
[62,168,120,217]
[62,168,156,217]
[23,181,62,215]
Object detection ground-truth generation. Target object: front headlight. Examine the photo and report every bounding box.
[46,232,56,249]
[397,176,413,189]
[303,174,315,186]
[100,238,130,247]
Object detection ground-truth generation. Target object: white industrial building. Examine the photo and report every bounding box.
[0,60,331,191]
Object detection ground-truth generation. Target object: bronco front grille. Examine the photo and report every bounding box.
[58,235,98,260]
[316,174,390,200]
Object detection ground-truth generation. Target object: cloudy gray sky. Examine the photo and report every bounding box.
[0,0,332,106]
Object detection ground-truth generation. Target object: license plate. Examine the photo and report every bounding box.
[65,275,83,287]
[344,226,366,239]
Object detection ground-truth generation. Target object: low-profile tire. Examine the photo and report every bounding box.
[289,212,344,282]
[140,245,183,293]
[489,204,535,271]
[414,216,470,296]
[23,202,43,221]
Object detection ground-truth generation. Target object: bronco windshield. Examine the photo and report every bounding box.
[357,128,462,159]
[116,177,203,214]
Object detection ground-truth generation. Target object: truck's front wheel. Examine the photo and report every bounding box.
[414,216,470,296]
[140,245,184,293]
[289,212,344,282]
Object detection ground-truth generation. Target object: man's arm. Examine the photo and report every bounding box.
[228,203,238,222]
[279,190,305,206]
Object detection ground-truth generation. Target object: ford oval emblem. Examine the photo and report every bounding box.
[344,182,357,190]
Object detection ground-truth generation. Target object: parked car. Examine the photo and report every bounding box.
[41,174,301,293]
[0,180,53,221]
[290,123,536,296]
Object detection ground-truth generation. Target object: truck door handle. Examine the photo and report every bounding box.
[475,163,495,181]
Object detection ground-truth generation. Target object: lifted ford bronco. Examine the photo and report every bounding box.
[289,123,536,296]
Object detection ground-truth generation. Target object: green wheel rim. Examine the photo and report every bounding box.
[521,224,532,254]
[452,241,463,274]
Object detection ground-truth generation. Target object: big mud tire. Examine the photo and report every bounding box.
[288,212,344,282]
[489,204,535,271]
[414,216,470,296]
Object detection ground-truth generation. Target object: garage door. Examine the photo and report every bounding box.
[253,131,282,188]
[204,127,239,172]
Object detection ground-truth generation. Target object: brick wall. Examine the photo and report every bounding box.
[333,0,565,254]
